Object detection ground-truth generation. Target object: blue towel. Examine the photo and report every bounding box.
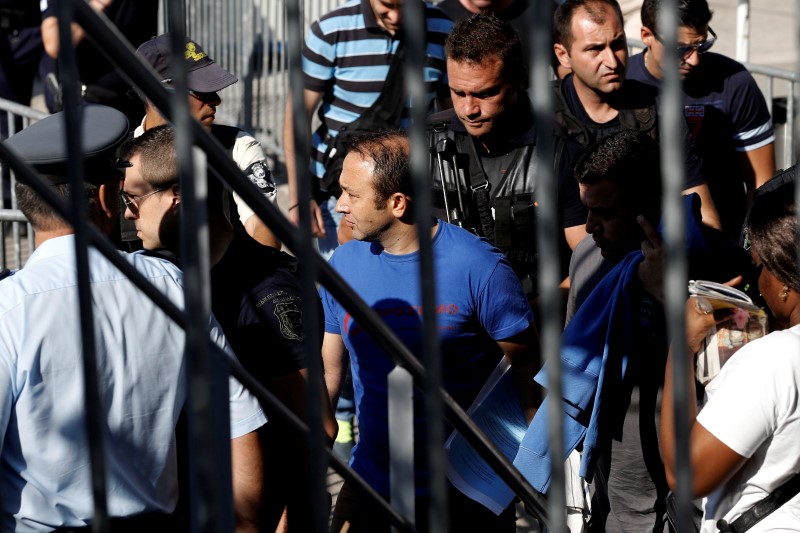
[513,194,706,492]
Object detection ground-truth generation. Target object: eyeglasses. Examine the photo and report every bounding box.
[656,27,717,57]
[120,186,169,214]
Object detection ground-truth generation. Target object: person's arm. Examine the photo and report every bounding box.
[243,216,280,248]
[41,0,112,58]
[496,326,542,424]
[230,430,264,533]
[660,296,746,498]
[268,368,337,446]
[682,183,721,230]
[321,332,348,408]
[564,224,587,251]
[283,89,326,237]
[742,143,776,190]
[636,216,664,303]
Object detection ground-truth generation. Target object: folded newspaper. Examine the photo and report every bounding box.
[689,280,768,384]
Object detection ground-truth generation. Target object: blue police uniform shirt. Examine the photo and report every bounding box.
[0,235,266,531]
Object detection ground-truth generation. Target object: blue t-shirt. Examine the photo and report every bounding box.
[627,51,775,237]
[320,221,533,497]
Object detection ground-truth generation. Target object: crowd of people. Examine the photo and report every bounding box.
[0,0,797,531]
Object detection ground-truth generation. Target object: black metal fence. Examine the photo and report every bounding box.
[0,1,795,532]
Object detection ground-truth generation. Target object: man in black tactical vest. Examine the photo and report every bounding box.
[429,13,588,294]
[551,0,721,230]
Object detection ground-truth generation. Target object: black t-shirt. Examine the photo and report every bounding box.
[210,232,318,381]
[560,74,706,190]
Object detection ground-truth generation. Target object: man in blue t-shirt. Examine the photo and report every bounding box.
[628,0,775,239]
[320,130,540,531]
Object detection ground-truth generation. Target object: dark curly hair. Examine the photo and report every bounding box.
[445,13,527,91]
[748,181,800,292]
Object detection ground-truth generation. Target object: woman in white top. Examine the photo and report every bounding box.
[661,179,800,532]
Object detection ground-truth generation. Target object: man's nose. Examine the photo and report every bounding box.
[335,195,347,213]
[585,212,599,234]
[601,47,620,70]
[460,97,480,118]
[122,204,137,220]
[682,48,701,67]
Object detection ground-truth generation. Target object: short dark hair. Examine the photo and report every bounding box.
[120,125,179,188]
[347,130,411,209]
[748,181,799,292]
[15,181,105,232]
[445,13,527,90]
[120,126,228,214]
[574,130,662,222]
[554,0,625,51]
[641,0,712,35]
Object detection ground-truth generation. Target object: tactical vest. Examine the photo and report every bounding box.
[551,79,659,185]
[428,109,541,286]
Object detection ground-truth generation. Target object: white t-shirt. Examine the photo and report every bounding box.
[696,324,800,532]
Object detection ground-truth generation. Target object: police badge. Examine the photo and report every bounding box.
[274,300,304,341]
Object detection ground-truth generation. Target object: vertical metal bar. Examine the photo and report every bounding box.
[285,0,328,531]
[388,367,415,526]
[787,81,795,169]
[9,113,19,269]
[166,5,234,532]
[795,0,800,276]
[766,75,773,116]
[736,0,750,63]
[55,2,110,531]
[528,1,565,531]
[657,1,691,532]
[403,2,447,530]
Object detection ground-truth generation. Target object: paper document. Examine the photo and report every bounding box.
[444,358,528,515]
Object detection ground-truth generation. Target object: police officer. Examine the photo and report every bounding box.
[430,13,587,292]
[0,105,266,531]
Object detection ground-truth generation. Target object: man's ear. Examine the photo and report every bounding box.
[170,183,181,208]
[554,43,571,69]
[641,26,656,48]
[390,192,410,218]
[97,181,117,221]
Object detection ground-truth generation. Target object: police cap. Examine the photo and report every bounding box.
[4,105,129,185]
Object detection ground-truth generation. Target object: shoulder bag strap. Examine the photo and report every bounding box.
[717,472,800,532]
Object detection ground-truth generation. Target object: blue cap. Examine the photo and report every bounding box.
[4,105,129,185]
[136,34,238,93]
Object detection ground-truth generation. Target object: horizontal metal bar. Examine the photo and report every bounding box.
[0,98,48,121]
[0,209,27,222]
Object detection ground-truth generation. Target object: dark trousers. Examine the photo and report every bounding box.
[331,480,516,532]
